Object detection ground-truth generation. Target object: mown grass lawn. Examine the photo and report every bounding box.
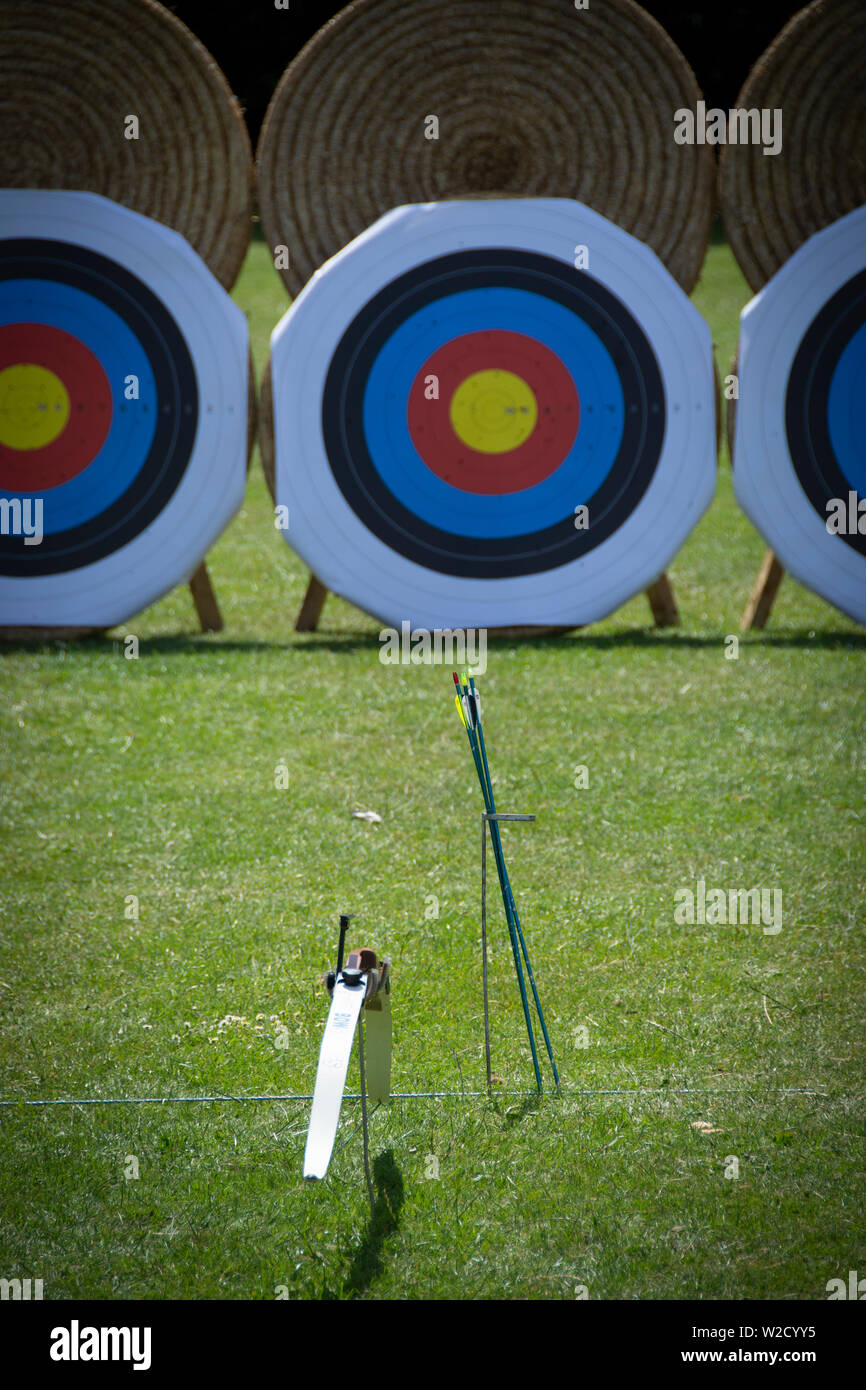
[0,235,863,1300]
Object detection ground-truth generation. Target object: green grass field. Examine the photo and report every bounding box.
[0,237,863,1301]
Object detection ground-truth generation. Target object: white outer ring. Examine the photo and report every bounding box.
[0,190,248,628]
[271,198,716,629]
[733,205,866,626]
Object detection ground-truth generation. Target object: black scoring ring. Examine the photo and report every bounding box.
[786,265,866,560]
[0,238,197,576]
[322,249,665,579]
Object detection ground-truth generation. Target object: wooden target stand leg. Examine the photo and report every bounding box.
[188,560,224,633]
[295,573,680,633]
[740,549,785,631]
[295,575,329,632]
[645,574,680,627]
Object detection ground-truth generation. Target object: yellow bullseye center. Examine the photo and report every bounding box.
[449,369,537,454]
[0,364,71,451]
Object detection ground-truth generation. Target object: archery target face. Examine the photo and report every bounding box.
[0,191,248,628]
[271,199,716,628]
[734,205,866,626]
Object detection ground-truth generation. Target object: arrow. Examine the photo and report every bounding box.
[454,673,542,1089]
[451,673,559,1092]
[468,676,559,1090]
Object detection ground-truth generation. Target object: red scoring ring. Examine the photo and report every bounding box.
[407,329,580,494]
[0,322,113,491]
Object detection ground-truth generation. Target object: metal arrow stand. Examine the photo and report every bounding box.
[481,811,535,1096]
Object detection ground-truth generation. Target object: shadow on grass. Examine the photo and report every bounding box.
[340,1148,404,1298]
[0,630,376,656]
[2,626,864,657]
[502,1092,544,1125]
